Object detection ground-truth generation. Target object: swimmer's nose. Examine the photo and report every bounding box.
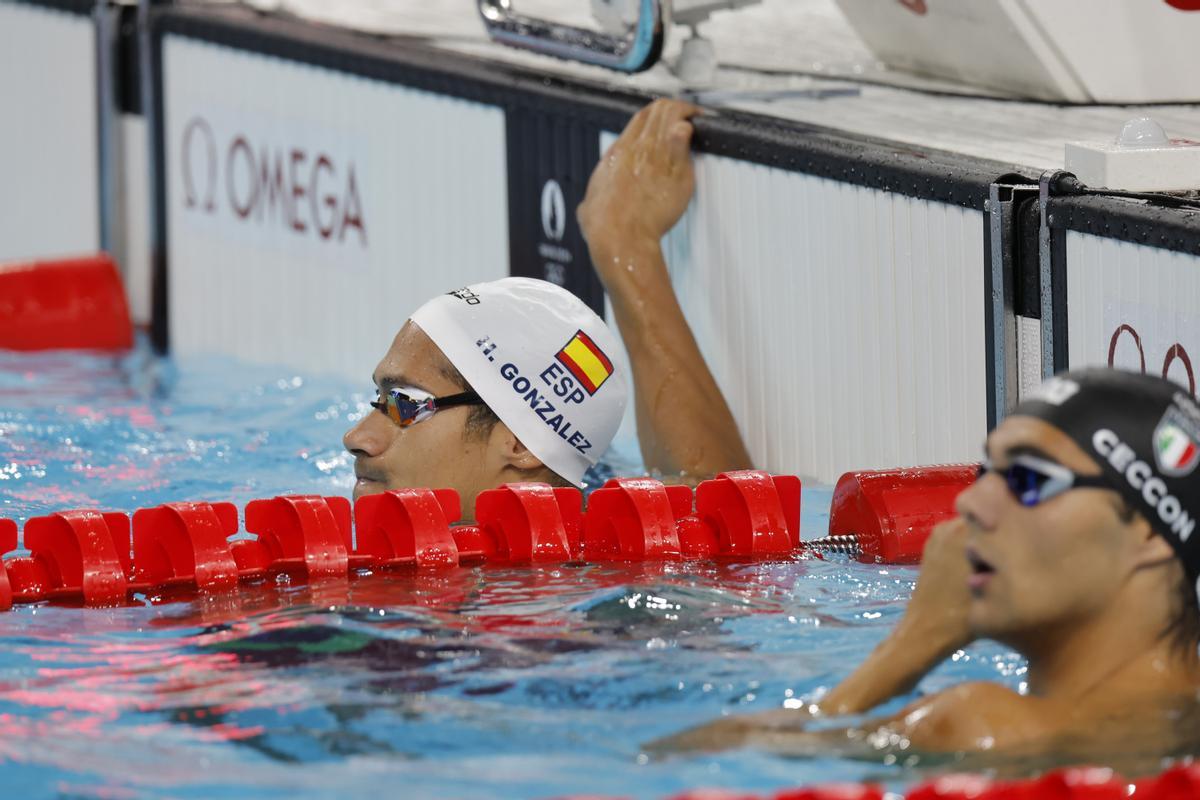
[955,472,1001,531]
[343,406,391,457]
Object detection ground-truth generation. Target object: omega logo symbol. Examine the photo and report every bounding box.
[1165,0,1200,10]
[180,115,367,246]
[541,179,567,243]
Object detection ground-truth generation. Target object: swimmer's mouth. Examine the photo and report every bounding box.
[967,549,995,592]
[353,468,385,487]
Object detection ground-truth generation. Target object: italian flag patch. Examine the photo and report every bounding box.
[1155,418,1200,476]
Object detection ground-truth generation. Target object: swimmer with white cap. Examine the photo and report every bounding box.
[655,368,1200,769]
[345,100,752,518]
[343,278,626,517]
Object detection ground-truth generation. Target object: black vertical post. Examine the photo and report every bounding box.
[505,106,605,317]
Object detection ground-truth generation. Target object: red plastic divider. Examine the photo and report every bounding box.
[775,787,884,800]
[0,519,17,611]
[1140,763,1200,798]
[131,502,240,591]
[0,254,133,352]
[0,466,995,609]
[11,511,131,605]
[583,478,692,561]
[661,787,883,800]
[692,471,802,558]
[354,489,461,568]
[474,483,577,563]
[564,766,1142,800]
[244,495,351,579]
[906,774,994,800]
[829,466,976,563]
[907,767,1129,800]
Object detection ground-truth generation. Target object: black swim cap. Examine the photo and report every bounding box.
[1013,368,1200,597]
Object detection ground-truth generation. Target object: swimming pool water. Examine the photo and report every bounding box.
[0,341,1026,799]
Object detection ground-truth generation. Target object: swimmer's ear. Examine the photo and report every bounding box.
[1128,512,1177,570]
[491,422,547,472]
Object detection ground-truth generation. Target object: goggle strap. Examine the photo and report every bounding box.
[429,391,484,411]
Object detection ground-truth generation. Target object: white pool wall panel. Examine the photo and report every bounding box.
[117,114,152,326]
[662,153,988,483]
[163,37,509,383]
[1066,231,1200,392]
[0,2,99,262]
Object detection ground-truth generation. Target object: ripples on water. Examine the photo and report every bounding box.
[0,343,1024,799]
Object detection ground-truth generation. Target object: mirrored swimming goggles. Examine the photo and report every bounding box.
[370,387,485,428]
[976,454,1110,507]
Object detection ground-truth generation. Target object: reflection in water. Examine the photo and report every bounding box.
[0,558,881,797]
[2,551,1196,796]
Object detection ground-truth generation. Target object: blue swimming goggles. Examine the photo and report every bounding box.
[976,454,1110,507]
[370,387,484,428]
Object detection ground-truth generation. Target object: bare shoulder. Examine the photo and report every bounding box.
[886,682,1065,752]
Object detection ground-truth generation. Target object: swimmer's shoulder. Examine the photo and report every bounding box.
[887,682,1065,752]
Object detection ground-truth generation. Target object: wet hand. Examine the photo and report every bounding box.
[643,715,756,756]
[577,98,700,280]
[643,708,808,756]
[901,518,975,653]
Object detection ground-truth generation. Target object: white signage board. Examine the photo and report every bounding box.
[164,37,510,382]
[0,3,99,261]
[1067,231,1200,395]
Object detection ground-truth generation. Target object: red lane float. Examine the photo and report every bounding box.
[244,495,351,579]
[581,471,802,561]
[828,465,977,563]
[7,510,132,605]
[131,502,240,591]
[697,471,802,556]
[0,254,133,352]
[561,764,1200,800]
[0,519,17,611]
[473,483,578,564]
[0,464,982,609]
[584,478,692,561]
[354,488,463,568]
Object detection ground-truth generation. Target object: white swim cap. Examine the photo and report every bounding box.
[410,278,627,488]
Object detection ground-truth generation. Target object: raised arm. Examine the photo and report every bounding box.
[647,520,982,754]
[577,99,753,479]
[818,519,975,715]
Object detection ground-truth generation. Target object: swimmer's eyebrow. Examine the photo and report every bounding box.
[373,374,432,394]
[997,444,1060,466]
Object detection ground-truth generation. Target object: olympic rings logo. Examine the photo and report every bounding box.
[1108,324,1196,395]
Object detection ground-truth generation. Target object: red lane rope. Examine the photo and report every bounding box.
[619,762,1200,799]
[0,466,984,611]
[0,471,816,610]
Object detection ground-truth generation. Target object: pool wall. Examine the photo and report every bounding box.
[0,0,100,263]
[5,0,1200,484]
[1057,205,1200,394]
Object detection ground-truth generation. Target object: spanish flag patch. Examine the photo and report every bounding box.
[556,330,614,395]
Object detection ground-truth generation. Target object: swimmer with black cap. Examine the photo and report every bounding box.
[654,367,1200,768]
